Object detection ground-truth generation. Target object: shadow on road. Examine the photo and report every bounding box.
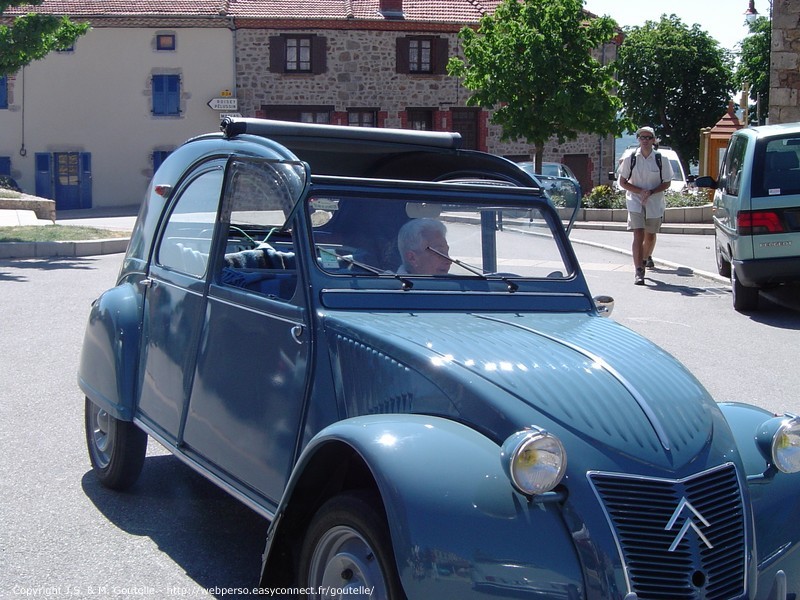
[0,257,100,275]
[82,454,268,598]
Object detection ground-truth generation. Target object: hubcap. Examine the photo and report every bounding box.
[89,405,114,468]
[308,525,388,599]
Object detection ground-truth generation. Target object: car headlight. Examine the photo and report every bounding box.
[756,415,800,474]
[501,429,567,495]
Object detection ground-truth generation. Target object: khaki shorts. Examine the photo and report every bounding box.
[627,210,662,234]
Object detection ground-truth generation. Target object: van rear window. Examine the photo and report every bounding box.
[758,137,800,197]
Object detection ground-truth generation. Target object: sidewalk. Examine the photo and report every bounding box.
[2,207,722,284]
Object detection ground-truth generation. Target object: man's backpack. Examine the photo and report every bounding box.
[628,152,663,183]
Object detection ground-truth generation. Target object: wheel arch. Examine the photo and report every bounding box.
[78,283,142,421]
[260,415,584,597]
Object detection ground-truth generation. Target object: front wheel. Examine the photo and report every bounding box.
[85,397,147,490]
[715,235,731,277]
[299,492,405,600]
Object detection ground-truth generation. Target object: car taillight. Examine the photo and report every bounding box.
[737,210,784,235]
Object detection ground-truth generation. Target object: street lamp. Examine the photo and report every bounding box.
[744,0,759,25]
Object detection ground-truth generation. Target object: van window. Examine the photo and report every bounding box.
[721,136,748,197]
[759,137,800,197]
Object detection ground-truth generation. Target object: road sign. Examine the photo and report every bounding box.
[220,113,242,119]
[207,98,238,111]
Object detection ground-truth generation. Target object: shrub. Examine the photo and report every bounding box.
[583,185,625,209]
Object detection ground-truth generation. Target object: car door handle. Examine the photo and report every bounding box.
[291,324,304,345]
[140,278,156,289]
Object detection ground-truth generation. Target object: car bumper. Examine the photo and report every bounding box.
[734,256,800,287]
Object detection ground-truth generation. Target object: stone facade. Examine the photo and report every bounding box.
[235,27,619,193]
[770,0,800,123]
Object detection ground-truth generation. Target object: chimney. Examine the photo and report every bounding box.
[379,0,404,19]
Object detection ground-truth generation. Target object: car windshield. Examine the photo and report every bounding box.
[306,188,574,284]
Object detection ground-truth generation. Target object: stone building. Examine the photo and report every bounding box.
[231,0,620,195]
[770,0,800,123]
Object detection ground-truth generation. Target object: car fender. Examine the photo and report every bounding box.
[261,414,584,598]
[720,402,800,584]
[78,283,142,420]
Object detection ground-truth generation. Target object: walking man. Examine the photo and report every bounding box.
[618,126,673,285]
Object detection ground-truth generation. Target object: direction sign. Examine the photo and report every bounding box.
[207,98,238,111]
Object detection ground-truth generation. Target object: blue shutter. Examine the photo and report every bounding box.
[0,157,10,176]
[35,153,53,199]
[153,150,171,172]
[80,152,92,208]
[0,76,8,109]
[152,74,180,115]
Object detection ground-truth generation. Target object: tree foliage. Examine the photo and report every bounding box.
[735,16,770,125]
[1,0,89,75]
[447,0,627,172]
[613,15,734,169]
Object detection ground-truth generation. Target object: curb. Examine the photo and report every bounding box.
[569,234,729,285]
[0,237,130,259]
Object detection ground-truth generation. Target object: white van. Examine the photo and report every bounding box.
[611,145,688,192]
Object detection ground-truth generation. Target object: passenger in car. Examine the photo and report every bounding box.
[396,218,451,275]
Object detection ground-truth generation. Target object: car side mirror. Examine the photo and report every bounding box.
[694,175,717,189]
[594,295,614,317]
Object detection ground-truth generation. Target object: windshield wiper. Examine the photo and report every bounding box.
[426,246,518,292]
[319,248,414,290]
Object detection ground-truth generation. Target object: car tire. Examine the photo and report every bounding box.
[299,491,405,600]
[715,236,731,277]
[731,267,759,312]
[85,397,147,490]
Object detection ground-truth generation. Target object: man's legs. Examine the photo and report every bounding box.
[643,232,657,268]
[631,228,646,284]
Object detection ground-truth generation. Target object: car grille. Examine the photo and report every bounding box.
[589,463,746,599]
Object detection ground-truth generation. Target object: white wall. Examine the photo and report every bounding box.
[0,25,234,209]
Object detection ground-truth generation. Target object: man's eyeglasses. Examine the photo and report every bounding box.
[638,135,654,140]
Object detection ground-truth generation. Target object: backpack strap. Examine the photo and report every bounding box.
[654,152,663,183]
[628,152,664,183]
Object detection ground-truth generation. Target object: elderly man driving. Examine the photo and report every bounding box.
[396,218,451,275]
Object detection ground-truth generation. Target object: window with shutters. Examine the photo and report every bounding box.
[269,35,327,74]
[396,37,449,75]
[152,74,181,116]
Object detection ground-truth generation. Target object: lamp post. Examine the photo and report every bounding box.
[744,0,759,25]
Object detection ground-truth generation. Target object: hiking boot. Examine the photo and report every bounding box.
[645,256,655,269]
[634,267,645,285]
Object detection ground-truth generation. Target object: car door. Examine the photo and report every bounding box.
[181,158,311,506]
[135,162,224,440]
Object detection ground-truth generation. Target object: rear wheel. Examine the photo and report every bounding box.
[299,492,405,600]
[85,397,147,490]
[731,267,759,312]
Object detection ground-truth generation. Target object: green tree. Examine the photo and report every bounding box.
[447,0,627,173]
[1,0,88,75]
[613,15,734,170]
[735,16,770,125]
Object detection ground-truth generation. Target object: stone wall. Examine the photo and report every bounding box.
[0,195,56,221]
[235,29,618,190]
[770,0,800,123]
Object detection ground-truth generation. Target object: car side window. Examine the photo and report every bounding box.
[722,136,748,197]
[218,159,306,301]
[156,167,223,277]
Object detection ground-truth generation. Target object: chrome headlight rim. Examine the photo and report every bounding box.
[770,416,800,474]
[501,429,567,496]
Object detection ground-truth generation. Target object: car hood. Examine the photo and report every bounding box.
[324,311,718,470]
